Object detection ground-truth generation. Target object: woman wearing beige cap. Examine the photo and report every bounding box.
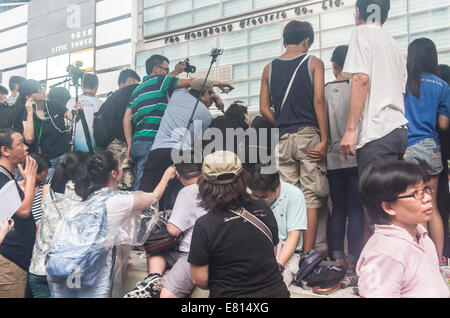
[188,151,290,298]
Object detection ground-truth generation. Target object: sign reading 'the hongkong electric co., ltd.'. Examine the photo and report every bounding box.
[27,0,96,63]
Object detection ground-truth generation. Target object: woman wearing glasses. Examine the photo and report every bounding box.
[356,161,448,298]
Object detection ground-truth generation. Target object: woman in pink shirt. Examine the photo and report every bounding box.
[357,161,449,298]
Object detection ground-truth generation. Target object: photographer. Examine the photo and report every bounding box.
[139,79,224,210]
[66,74,102,153]
[123,54,233,190]
[13,80,70,180]
[94,69,141,190]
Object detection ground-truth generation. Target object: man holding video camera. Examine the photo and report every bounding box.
[123,54,233,190]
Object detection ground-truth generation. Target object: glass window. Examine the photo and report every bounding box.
[163,43,188,60]
[393,35,409,55]
[167,0,192,16]
[248,96,259,108]
[193,5,220,24]
[320,7,354,30]
[224,81,248,98]
[232,63,248,80]
[223,0,252,17]
[136,49,162,67]
[438,50,450,66]
[248,24,280,45]
[408,7,450,34]
[143,4,165,22]
[253,0,284,10]
[189,37,215,56]
[390,0,407,16]
[408,0,447,12]
[47,54,69,79]
[219,47,248,65]
[143,0,165,8]
[249,41,281,61]
[187,54,212,70]
[143,19,165,36]
[249,59,271,77]
[410,29,450,51]
[167,12,193,30]
[320,26,354,50]
[193,0,219,9]
[218,30,248,50]
[248,79,260,95]
[384,15,407,36]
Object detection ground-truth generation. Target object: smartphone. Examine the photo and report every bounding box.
[222,87,234,94]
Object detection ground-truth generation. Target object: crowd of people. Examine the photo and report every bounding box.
[0,0,449,298]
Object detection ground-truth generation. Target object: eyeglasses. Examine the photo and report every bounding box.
[158,65,170,73]
[396,186,433,201]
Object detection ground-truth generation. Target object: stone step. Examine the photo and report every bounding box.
[121,250,358,298]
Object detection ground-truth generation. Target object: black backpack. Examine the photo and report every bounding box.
[93,84,138,148]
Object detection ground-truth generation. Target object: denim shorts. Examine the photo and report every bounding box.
[404,138,443,176]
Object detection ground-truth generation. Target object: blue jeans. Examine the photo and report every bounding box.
[130,140,153,190]
[48,153,66,182]
[327,167,364,265]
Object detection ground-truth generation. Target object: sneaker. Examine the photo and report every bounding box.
[340,271,358,288]
[123,273,163,298]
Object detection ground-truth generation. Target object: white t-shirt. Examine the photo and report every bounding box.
[343,24,408,150]
[66,94,103,152]
[168,184,207,253]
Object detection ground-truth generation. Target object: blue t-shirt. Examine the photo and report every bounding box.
[404,73,450,147]
[152,89,212,151]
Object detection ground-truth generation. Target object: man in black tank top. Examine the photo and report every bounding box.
[260,21,329,254]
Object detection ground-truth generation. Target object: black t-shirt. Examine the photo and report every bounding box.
[0,102,14,129]
[20,101,69,159]
[0,166,36,271]
[188,199,290,298]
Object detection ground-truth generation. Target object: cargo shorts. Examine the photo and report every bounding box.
[278,127,329,209]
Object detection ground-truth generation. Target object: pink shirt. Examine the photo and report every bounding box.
[357,224,449,298]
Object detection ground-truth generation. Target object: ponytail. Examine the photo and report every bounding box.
[51,151,89,194]
[74,150,119,201]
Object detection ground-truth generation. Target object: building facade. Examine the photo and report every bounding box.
[136,0,450,114]
[1,0,449,109]
[0,0,137,98]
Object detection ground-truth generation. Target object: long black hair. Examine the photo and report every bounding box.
[74,150,119,200]
[406,38,439,98]
[51,151,89,194]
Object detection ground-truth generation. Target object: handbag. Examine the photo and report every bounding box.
[229,207,273,244]
[143,211,183,255]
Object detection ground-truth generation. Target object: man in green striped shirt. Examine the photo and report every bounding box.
[123,54,233,190]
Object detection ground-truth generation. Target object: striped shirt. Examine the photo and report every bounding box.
[128,74,179,142]
[31,182,46,223]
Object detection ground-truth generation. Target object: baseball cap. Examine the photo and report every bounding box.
[202,151,243,184]
[190,78,214,93]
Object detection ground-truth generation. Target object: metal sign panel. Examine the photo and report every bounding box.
[27,0,95,62]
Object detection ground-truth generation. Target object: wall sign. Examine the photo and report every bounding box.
[27,0,96,63]
[163,0,345,46]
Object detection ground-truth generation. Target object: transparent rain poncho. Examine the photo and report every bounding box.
[46,188,160,297]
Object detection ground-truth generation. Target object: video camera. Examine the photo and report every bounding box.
[66,61,86,87]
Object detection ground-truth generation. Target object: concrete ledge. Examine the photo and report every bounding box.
[122,250,357,298]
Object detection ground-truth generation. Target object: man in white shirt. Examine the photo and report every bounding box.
[340,0,408,176]
[66,74,103,153]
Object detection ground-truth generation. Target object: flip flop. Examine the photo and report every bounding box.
[312,282,343,295]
